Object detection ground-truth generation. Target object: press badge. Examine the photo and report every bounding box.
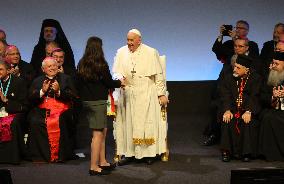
[0,107,8,117]
[280,98,284,110]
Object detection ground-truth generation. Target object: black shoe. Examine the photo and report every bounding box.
[89,169,111,176]
[222,152,230,162]
[145,157,155,165]
[203,135,217,146]
[99,163,116,171]
[242,154,250,162]
[117,156,134,166]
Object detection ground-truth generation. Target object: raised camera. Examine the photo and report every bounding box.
[222,25,233,36]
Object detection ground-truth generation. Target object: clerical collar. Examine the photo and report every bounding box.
[1,75,10,82]
[45,75,55,80]
[130,44,142,53]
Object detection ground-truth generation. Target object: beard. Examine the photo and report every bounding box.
[44,35,56,42]
[267,69,284,86]
[233,72,239,78]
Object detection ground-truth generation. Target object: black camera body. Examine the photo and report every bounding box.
[222,25,233,36]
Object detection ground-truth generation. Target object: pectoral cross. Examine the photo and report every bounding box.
[131,68,136,78]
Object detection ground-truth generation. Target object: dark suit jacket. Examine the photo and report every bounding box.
[0,75,29,113]
[212,39,259,63]
[18,60,36,87]
[260,40,276,76]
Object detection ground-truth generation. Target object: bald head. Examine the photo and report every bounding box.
[273,23,284,41]
[5,45,20,65]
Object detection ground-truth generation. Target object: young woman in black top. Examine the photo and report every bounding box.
[77,37,124,175]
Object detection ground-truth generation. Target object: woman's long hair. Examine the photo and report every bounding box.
[77,36,109,81]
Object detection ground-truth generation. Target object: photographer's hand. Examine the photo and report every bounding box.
[218,25,225,41]
[229,30,237,40]
[219,25,225,36]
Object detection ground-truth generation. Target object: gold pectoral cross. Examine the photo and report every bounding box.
[236,97,242,108]
[131,70,136,78]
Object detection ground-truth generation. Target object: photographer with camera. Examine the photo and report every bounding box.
[204,20,260,147]
[212,20,259,65]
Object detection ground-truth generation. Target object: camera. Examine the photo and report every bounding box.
[222,25,233,36]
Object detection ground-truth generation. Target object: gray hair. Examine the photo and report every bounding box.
[42,57,56,68]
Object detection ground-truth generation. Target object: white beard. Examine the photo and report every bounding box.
[233,73,239,78]
[267,69,284,86]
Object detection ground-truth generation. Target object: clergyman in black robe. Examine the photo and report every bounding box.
[219,55,262,162]
[5,45,35,134]
[28,57,77,162]
[30,19,76,77]
[259,51,284,161]
[0,60,29,164]
[204,37,260,146]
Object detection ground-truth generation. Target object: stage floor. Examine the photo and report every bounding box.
[1,81,284,184]
[1,114,284,184]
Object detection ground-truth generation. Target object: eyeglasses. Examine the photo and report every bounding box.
[235,27,248,30]
[234,45,246,48]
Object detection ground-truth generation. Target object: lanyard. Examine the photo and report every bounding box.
[0,75,12,97]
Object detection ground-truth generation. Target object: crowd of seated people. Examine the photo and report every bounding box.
[0,19,78,164]
[0,19,284,167]
[204,20,284,162]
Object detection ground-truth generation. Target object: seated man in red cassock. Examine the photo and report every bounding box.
[0,60,29,164]
[28,57,77,162]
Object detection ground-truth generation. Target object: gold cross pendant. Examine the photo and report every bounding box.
[131,70,136,78]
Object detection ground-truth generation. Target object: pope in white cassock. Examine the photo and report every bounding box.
[113,29,168,165]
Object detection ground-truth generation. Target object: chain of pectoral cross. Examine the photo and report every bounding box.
[130,49,142,78]
[236,72,250,109]
[130,55,137,78]
[131,66,136,78]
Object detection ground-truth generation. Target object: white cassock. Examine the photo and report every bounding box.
[113,43,167,159]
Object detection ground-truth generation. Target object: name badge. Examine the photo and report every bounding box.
[280,98,284,110]
[0,107,8,117]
